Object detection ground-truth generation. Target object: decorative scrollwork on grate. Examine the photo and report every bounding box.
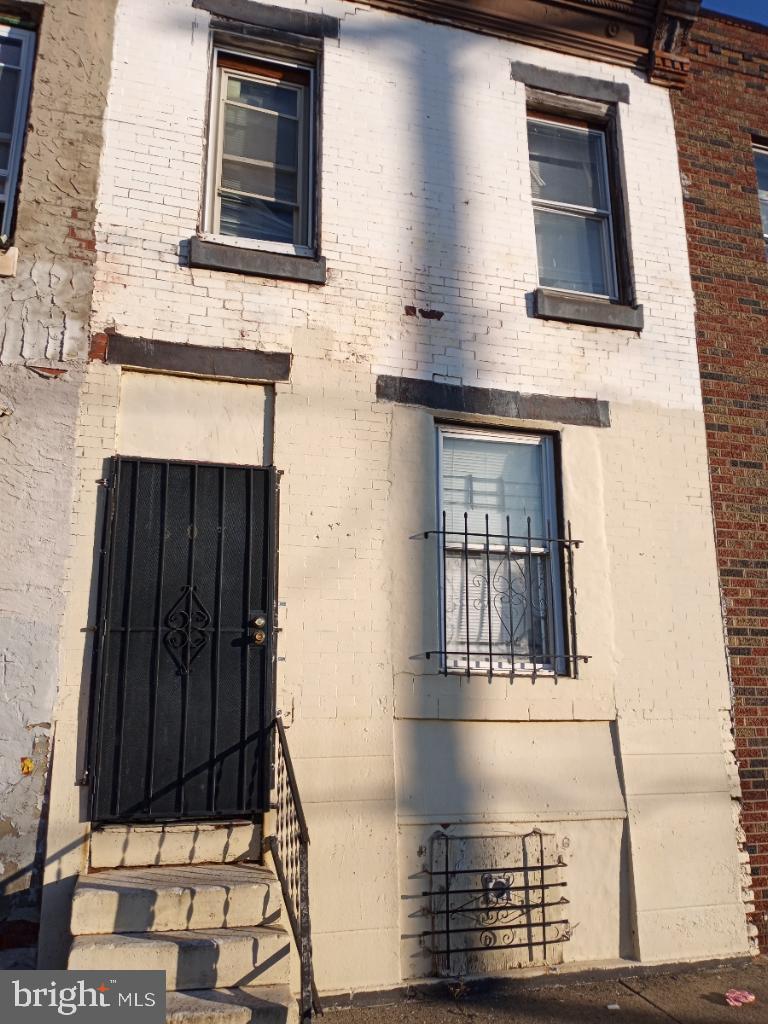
[425,830,570,976]
[422,514,588,680]
[163,585,212,675]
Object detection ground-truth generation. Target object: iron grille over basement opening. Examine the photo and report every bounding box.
[425,831,571,976]
[423,513,588,680]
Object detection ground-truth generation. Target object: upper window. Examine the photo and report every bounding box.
[205,50,314,253]
[754,145,768,249]
[528,116,618,300]
[0,25,35,240]
[434,428,579,678]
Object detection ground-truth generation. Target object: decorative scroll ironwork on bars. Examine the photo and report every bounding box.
[424,831,571,976]
[163,585,212,675]
[266,716,322,1023]
[423,512,588,680]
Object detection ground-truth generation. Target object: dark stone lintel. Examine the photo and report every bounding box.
[510,61,630,104]
[376,375,610,428]
[191,0,339,39]
[106,334,291,383]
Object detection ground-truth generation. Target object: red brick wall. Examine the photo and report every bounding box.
[673,12,768,950]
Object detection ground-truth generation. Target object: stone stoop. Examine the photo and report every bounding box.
[67,863,297,1024]
[89,822,261,869]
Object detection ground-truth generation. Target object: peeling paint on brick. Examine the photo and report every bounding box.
[0,0,118,960]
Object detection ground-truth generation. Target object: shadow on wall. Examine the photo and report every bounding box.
[336,12,643,982]
[0,740,53,963]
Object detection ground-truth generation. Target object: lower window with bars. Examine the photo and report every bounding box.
[425,428,586,679]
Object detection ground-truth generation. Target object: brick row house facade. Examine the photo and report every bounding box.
[672,9,768,952]
[0,0,763,1012]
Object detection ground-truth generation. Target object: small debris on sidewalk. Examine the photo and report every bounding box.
[606,1004,621,1011]
[725,990,756,1007]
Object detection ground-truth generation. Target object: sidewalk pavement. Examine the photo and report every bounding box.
[323,956,768,1024]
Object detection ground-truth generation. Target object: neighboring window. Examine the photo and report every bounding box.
[436,429,568,676]
[527,116,618,299]
[0,25,34,239]
[205,50,314,252]
[754,145,768,249]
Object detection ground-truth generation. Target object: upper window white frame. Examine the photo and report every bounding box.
[527,115,619,301]
[0,25,35,240]
[436,427,566,676]
[754,144,768,249]
[203,48,315,256]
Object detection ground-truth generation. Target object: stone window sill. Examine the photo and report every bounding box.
[189,237,327,285]
[533,288,643,331]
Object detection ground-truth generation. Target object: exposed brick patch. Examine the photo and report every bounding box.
[88,332,109,361]
[673,11,768,951]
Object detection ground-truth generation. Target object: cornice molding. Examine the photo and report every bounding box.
[350,0,701,87]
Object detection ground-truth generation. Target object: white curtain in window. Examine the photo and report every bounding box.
[441,436,551,667]
[441,435,545,540]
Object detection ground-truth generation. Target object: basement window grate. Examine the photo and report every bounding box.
[424,831,571,976]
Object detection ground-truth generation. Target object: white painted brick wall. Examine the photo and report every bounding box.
[93,0,700,414]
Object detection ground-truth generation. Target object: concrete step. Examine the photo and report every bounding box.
[68,926,290,991]
[90,823,261,869]
[71,864,280,935]
[165,985,297,1024]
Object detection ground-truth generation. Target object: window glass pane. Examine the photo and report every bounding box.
[754,151,768,236]
[0,141,9,171]
[528,120,608,210]
[219,194,294,244]
[221,158,297,203]
[442,436,545,540]
[534,208,611,295]
[226,76,298,118]
[0,39,21,67]
[0,65,20,135]
[445,551,548,666]
[223,103,298,168]
[755,149,768,192]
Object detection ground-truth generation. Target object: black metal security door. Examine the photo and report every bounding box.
[90,457,277,823]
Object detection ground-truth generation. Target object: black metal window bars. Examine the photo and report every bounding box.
[423,512,588,680]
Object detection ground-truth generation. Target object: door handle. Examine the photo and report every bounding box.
[249,616,267,646]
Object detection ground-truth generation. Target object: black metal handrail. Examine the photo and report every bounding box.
[422,512,589,681]
[266,716,322,1022]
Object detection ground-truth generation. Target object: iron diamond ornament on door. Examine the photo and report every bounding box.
[89,457,278,823]
[164,585,212,675]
